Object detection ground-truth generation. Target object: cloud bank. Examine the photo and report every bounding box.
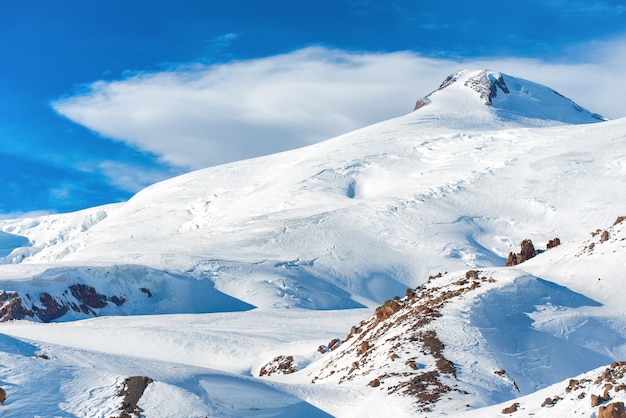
[53,39,626,170]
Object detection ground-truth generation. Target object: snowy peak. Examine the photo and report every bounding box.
[414,70,606,127]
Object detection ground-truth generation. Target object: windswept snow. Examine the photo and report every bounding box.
[0,70,624,416]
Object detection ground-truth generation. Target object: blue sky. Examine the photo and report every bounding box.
[2,0,626,215]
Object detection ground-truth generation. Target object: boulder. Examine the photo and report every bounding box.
[505,239,536,266]
[259,355,296,376]
[598,401,626,418]
[502,402,519,414]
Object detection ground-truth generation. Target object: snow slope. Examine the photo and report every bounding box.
[0,70,624,416]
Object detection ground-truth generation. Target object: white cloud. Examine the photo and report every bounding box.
[52,40,626,170]
[98,160,180,193]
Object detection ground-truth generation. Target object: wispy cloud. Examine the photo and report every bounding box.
[98,160,180,193]
[53,38,626,171]
[52,47,453,169]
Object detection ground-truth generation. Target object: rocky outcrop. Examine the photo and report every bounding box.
[0,284,127,323]
[502,402,520,414]
[599,402,626,418]
[115,376,153,418]
[413,97,430,111]
[547,238,561,249]
[259,355,297,376]
[505,239,536,266]
[464,71,510,105]
[0,387,6,403]
[413,73,457,111]
[374,299,403,324]
[600,230,610,243]
[318,338,343,354]
[310,271,498,409]
[0,291,34,322]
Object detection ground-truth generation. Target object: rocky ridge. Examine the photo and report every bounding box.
[306,270,508,413]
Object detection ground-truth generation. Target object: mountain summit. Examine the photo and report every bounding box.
[412,70,606,128]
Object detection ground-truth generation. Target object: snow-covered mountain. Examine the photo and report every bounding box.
[413,69,606,128]
[0,70,625,417]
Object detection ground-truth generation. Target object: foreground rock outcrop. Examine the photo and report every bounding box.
[115,376,153,418]
[307,270,503,412]
[0,284,126,322]
[505,239,536,266]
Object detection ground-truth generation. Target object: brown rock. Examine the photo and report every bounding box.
[598,401,626,418]
[505,239,536,266]
[357,341,370,355]
[600,230,610,243]
[375,299,403,323]
[69,284,108,309]
[0,387,6,403]
[368,378,380,387]
[520,239,536,260]
[501,402,519,414]
[117,376,153,418]
[566,378,580,392]
[34,293,69,322]
[465,270,479,280]
[436,358,456,376]
[547,237,561,249]
[328,338,342,351]
[613,216,626,226]
[259,355,297,376]
[592,394,602,406]
[0,291,34,322]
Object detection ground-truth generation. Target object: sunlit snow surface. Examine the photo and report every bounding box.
[0,71,625,416]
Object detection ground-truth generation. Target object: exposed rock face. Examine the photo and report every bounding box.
[464,71,510,105]
[547,238,561,249]
[413,97,430,111]
[311,271,499,410]
[374,299,403,324]
[70,284,108,311]
[0,291,34,322]
[599,402,626,418]
[259,355,297,376]
[34,293,69,322]
[318,338,343,354]
[502,402,520,414]
[505,239,536,266]
[415,70,511,111]
[0,387,6,403]
[0,284,127,323]
[600,230,610,243]
[116,376,153,418]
